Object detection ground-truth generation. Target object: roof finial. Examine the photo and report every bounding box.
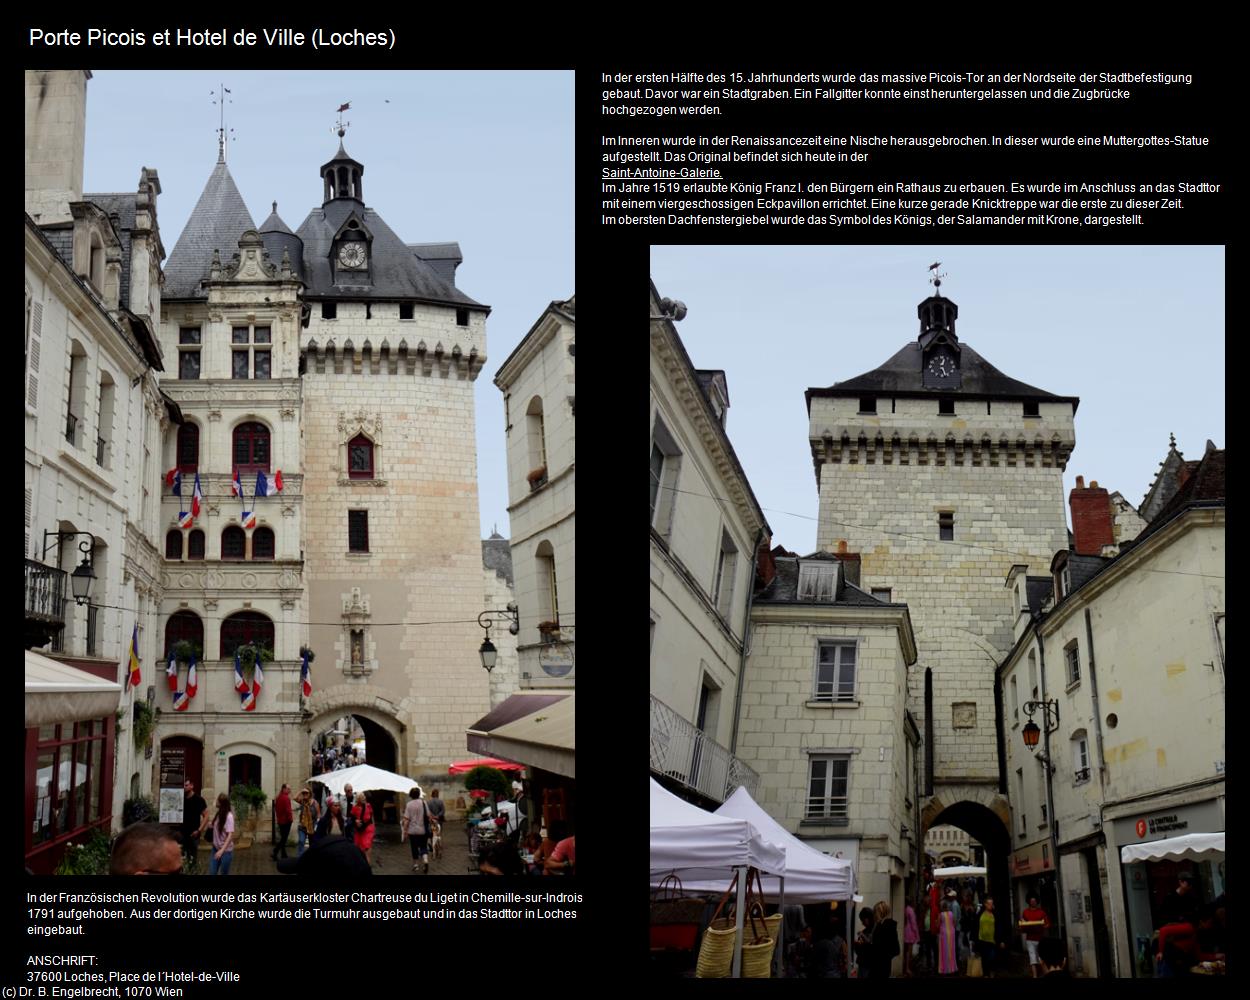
[333,102,352,143]
[211,84,234,162]
[1169,431,1177,450]
[272,200,278,214]
[928,261,947,294]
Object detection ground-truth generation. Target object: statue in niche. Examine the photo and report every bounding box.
[351,630,364,665]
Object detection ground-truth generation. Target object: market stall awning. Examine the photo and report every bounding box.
[466,692,574,779]
[25,649,122,728]
[448,758,525,775]
[1120,832,1225,864]
[934,865,987,878]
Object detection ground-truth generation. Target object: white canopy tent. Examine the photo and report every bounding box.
[1120,832,1224,864]
[933,865,987,878]
[650,779,787,977]
[308,764,421,797]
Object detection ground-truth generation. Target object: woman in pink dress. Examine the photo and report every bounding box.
[350,792,376,867]
[938,890,959,975]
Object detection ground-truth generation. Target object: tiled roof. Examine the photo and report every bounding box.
[163,160,257,299]
[482,536,513,586]
[756,555,898,607]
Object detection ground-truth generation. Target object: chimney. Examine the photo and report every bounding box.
[756,539,777,589]
[832,538,861,587]
[1070,476,1114,556]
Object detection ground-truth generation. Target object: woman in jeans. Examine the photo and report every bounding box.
[208,793,235,875]
[295,787,319,857]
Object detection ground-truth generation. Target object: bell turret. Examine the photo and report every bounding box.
[320,131,364,204]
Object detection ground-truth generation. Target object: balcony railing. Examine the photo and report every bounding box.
[65,413,78,446]
[650,694,758,803]
[26,560,67,622]
[1074,767,1091,784]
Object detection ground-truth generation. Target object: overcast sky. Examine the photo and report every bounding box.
[650,245,1224,555]
[82,70,573,541]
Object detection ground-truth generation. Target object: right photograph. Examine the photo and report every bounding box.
[649,246,1224,979]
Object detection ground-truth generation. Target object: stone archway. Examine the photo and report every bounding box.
[922,792,1015,932]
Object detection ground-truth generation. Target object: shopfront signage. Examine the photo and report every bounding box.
[1011,841,1053,876]
[1112,799,1223,845]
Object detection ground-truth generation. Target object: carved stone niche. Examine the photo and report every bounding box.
[337,410,384,483]
[338,586,376,678]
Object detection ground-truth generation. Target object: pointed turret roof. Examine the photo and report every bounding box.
[163,160,256,299]
[259,200,293,235]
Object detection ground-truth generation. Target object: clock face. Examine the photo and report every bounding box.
[338,242,367,268]
[927,354,954,378]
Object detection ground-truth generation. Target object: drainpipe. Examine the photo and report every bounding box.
[1084,608,1107,794]
[729,528,765,756]
[1033,622,1066,942]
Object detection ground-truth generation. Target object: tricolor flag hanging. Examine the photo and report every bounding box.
[233,649,249,693]
[231,468,243,498]
[165,650,178,692]
[300,649,313,698]
[252,658,264,697]
[255,470,284,497]
[186,654,198,699]
[178,509,194,529]
[172,689,190,712]
[168,469,182,496]
[191,473,203,519]
[240,509,256,529]
[165,468,179,488]
[241,685,256,712]
[127,624,142,687]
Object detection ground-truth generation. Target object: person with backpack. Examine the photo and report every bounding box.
[350,791,376,868]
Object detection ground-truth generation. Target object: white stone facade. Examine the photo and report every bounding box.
[483,546,520,707]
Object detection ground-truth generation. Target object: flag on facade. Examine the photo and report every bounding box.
[166,650,178,691]
[178,509,194,529]
[233,650,248,693]
[169,469,182,496]
[173,689,189,711]
[231,468,243,498]
[300,649,312,698]
[191,473,203,519]
[241,685,256,711]
[127,624,141,687]
[165,468,179,487]
[240,509,256,529]
[256,470,284,497]
[186,655,198,699]
[252,659,264,697]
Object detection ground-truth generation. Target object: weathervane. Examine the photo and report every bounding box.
[333,102,352,138]
[928,260,947,292]
[211,84,234,162]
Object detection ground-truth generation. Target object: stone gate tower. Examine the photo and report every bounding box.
[806,286,1077,855]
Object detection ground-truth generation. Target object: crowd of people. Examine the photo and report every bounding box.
[309,744,362,775]
[1148,874,1226,977]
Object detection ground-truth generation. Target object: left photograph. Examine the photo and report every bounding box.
[25,69,575,875]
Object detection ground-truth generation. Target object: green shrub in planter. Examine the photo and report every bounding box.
[462,765,511,806]
[229,783,267,819]
[54,832,112,875]
[122,796,157,826]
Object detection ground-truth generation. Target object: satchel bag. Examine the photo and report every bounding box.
[966,953,983,977]
[650,874,705,951]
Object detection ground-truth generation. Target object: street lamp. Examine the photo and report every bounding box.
[477,604,519,673]
[43,531,97,606]
[1021,698,1064,939]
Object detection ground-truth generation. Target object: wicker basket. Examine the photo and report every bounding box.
[741,935,775,978]
[695,922,737,978]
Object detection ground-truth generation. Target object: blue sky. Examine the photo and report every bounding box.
[650,245,1225,555]
[82,70,574,541]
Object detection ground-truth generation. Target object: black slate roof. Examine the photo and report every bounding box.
[40,223,73,270]
[259,202,294,235]
[296,199,487,309]
[408,242,462,286]
[1025,576,1053,616]
[482,535,514,586]
[163,160,257,299]
[756,554,900,607]
[807,342,1079,410]
[83,193,137,309]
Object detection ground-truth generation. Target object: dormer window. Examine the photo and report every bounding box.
[797,560,838,601]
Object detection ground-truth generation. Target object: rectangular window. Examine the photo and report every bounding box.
[232,326,249,344]
[939,398,955,414]
[1065,641,1081,686]
[179,327,201,345]
[649,443,665,523]
[348,510,369,552]
[232,351,249,379]
[712,530,739,619]
[400,303,414,320]
[870,587,892,602]
[179,351,200,380]
[322,302,337,319]
[253,326,271,343]
[1023,400,1040,417]
[650,417,682,539]
[1074,738,1090,776]
[456,308,469,326]
[1011,676,1019,722]
[254,350,271,380]
[1028,651,1038,701]
[939,512,954,541]
[815,642,857,702]
[1017,769,1026,835]
[797,561,837,601]
[859,396,876,414]
[806,755,850,820]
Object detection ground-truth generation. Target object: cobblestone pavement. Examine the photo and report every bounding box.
[189,819,477,876]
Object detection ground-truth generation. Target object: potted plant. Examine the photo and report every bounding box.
[526,465,548,490]
[537,620,561,643]
[230,782,268,837]
[236,643,274,682]
[132,700,159,751]
[53,832,112,875]
[171,639,201,663]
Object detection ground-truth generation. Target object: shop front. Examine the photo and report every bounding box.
[1109,797,1225,978]
[1010,839,1059,945]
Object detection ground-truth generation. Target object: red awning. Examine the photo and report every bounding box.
[448,758,525,775]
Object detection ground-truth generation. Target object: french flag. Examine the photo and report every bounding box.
[191,473,203,519]
[252,659,264,697]
[165,651,178,692]
[173,689,190,712]
[233,650,248,693]
[169,470,182,496]
[256,470,284,497]
[186,655,198,699]
[165,468,179,488]
[178,509,194,529]
[240,509,257,530]
[301,650,313,698]
[241,685,256,712]
[231,469,243,498]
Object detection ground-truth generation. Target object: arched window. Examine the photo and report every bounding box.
[177,423,199,471]
[165,530,182,559]
[526,396,547,479]
[535,539,559,626]
[232,421,270,474]
[187,530,205,560]
[252,527,275,560]
[348,434,374,479]
[221,526,246,560]
[164,610,203,659]
[220,611,274,659]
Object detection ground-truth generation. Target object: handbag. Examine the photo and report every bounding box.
[650,874,705,951]
[966,953,983,978]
